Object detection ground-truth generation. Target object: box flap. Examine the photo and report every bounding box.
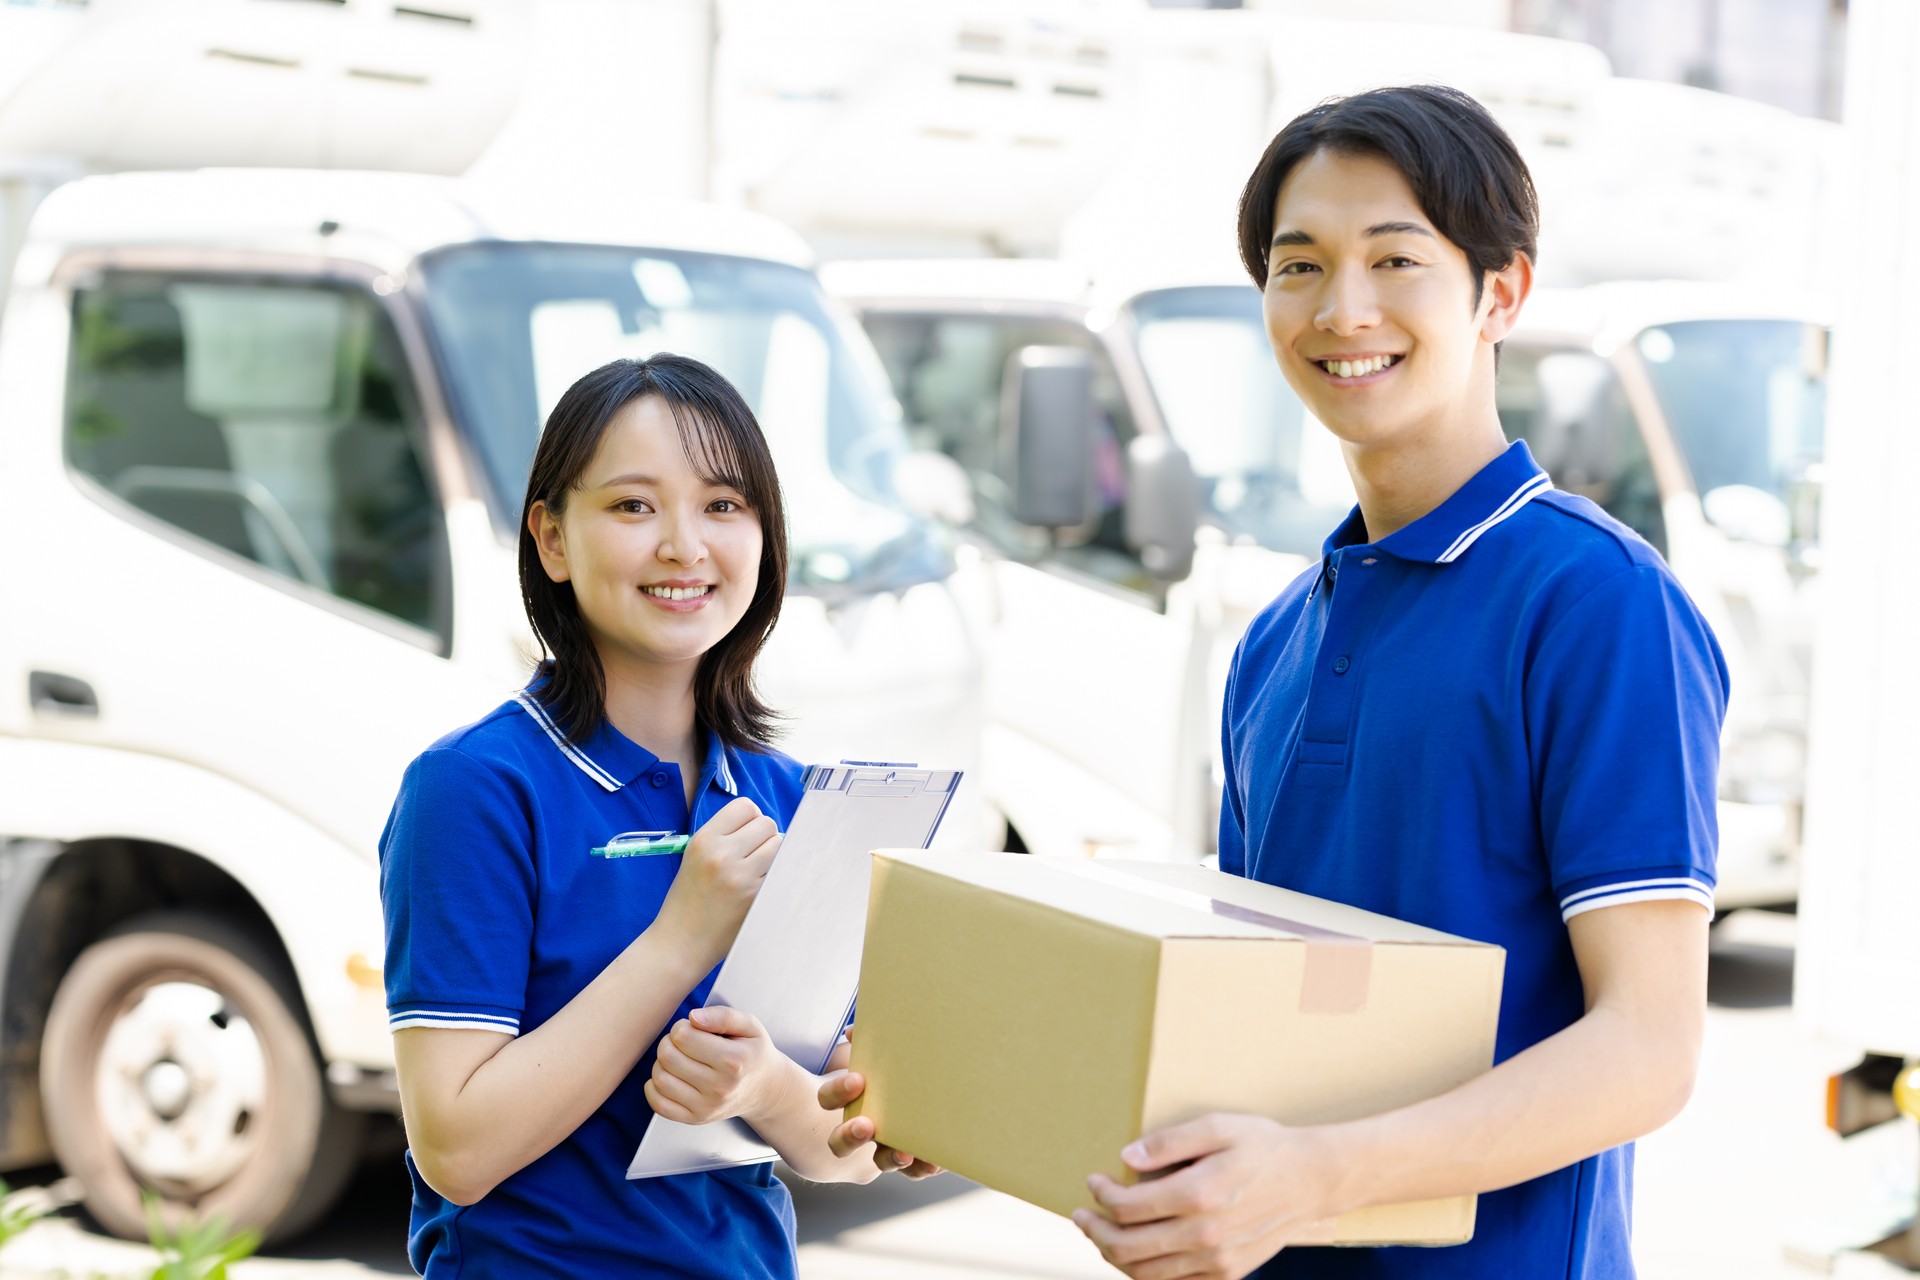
[1102,860,1494,948]
[871,851,1285,942]
[870,852,1493,948]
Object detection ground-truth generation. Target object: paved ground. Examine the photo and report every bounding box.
[2,910,1914,1279]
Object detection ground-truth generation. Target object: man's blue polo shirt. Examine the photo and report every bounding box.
[379,688,807,1279]
[1221,441,1727,1279]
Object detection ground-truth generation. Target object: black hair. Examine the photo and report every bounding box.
[1237,84,1539,309]
[518,354,789,751]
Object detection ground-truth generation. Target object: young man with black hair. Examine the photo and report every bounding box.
[1070,85,1726,1279]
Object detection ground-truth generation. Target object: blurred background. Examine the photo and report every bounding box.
[0,0,1916,1276]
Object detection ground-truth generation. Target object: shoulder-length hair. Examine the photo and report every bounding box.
[517,354,789,751]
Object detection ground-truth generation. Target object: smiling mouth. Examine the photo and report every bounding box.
[1316,355,1402,379]
[641,585,714,602]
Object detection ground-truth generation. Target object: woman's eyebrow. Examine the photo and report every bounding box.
[595,472,659,488]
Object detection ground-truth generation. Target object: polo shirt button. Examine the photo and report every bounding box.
[1332,655,1352,675]
[649,771,668,788]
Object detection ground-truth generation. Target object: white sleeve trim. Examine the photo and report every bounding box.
[389,1009,520,1034]
[1561,880,1715,923]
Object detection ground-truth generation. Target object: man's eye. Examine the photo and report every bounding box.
[1380,256,1418,268]
[1275,261,1318,277]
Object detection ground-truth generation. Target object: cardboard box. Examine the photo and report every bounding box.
[846,852,1505,1247]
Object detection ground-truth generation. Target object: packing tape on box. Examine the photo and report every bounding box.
[1055,861,1373,1015]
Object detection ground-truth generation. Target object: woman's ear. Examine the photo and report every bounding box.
[529,500,571,584]
[1478,251,1535,346]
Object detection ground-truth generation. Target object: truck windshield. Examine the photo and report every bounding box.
[417,243,948,598]
[1635,319,1827,503]
[1125,287,1353,558]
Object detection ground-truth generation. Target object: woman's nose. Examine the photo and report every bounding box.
[655,509,708,564]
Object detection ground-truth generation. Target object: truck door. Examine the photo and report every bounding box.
[861,310,1190,858]
[19,264,495,859]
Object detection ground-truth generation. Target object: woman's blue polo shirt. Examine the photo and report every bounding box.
[379,690,807,1279]
[1221,441,1727,1279]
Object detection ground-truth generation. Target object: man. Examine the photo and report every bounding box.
[1066,86,1726,1279]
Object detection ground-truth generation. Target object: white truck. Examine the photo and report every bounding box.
[1791,0,1920,1266]
[0,168,993,1243]
[828,261,1826,912]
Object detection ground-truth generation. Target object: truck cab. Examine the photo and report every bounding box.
[825,260,1346,864]
[0,168,989,1242]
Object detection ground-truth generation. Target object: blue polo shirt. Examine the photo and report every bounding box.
[379,687,808,1279]
[1221,441,1727,1279]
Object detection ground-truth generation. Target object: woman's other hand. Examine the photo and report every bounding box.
[651,796,781,971]
[645,1006,787,1126]
[816,1064,945,1179]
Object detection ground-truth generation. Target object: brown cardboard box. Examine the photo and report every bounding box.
[845,852,1506,1247]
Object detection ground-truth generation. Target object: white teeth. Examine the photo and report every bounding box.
[645,585,710,601]
[1324,355,1398,377]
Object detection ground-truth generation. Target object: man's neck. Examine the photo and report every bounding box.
[1344,406,1510,545]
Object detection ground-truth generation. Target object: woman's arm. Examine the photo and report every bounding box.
[1075,899,1708,1279]
[394,797,781,1205]
[645,1008,881,1184]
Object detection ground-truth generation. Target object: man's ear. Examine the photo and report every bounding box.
[529,500,571,584]
[1478,251,1535,346]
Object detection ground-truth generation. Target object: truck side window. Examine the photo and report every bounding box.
[861,312,1142,583]
[1496,345,1667,558]
[65,273,444,636]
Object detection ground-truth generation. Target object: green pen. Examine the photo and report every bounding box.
[590,830,691,858]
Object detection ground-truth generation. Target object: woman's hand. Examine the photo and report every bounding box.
[645,1006,790,1126]
[815,1050,945,1180]
[649,797,781,972]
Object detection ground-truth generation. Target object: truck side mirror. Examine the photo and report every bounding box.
[1125,435,1199,582]
[1000,346,1095,529]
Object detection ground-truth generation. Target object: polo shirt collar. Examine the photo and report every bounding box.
[513,689,739,798]
[1322,439,1553,565]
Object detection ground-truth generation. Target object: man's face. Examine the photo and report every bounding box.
[1262,148,1497,453]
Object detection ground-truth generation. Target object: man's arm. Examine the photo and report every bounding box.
[1076,899,1708,1280]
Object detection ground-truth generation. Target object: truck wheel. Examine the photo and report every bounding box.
[39,912,365,1245]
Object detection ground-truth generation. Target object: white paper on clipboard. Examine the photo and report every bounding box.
[626,761,961,1179]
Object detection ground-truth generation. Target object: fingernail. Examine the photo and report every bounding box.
[1071,1210,1090,1229]
[1122,1142,1147,1164]
[893,1150,911,1165]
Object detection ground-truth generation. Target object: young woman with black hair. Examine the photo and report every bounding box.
[378,354,880,1279]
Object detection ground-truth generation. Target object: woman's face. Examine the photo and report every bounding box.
[530,395,764,676]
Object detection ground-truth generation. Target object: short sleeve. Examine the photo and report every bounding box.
[1527,564,1729,922]
[1218,640,1250,878]
[379,746,536,1034]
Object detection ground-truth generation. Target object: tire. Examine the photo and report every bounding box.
[39,911,365,1245]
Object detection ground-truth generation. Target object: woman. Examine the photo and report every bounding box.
[379,354,879,1279]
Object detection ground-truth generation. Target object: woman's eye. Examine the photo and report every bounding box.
[710,498,746,514]
[615,498,650,514]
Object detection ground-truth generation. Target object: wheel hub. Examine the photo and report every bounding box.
[95,981,266,1194]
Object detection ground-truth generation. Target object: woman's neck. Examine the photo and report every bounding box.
[597,651,702,795]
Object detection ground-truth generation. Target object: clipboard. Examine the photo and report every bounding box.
[626,761,962,1178]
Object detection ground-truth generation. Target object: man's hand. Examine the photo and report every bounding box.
[816,1066,944,1180]
[1072,1114,1343,1280]
[644,1006,789,1126]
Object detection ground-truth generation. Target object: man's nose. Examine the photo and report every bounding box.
[1315,263,1381,335]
